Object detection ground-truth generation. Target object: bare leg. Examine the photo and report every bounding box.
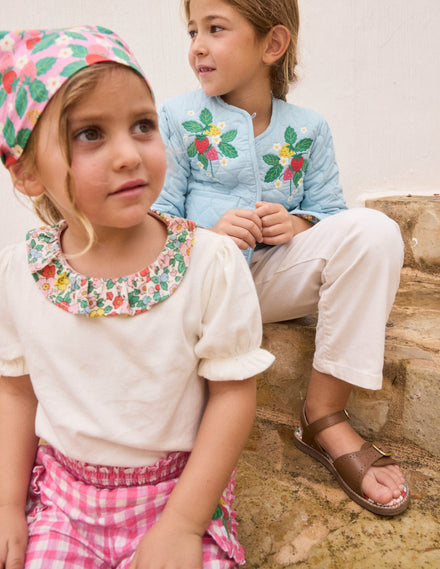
[305,368,406,504]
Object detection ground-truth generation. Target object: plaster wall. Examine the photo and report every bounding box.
[1,0,438,247]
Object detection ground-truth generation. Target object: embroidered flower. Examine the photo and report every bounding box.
[263,126,312,199]
[182,108,238,179]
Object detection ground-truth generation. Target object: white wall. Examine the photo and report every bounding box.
[1,0,439,247]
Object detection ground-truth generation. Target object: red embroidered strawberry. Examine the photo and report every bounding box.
[290,156,304,171]
[2,69,17,94]
[205,146,218,161]
[195,137,209,154]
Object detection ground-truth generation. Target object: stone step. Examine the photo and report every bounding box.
[365,195,440,274]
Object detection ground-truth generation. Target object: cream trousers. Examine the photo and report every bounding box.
[250,208,404,390]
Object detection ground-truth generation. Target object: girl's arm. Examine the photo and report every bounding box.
[130,375,257,569]
[0,375,38,569]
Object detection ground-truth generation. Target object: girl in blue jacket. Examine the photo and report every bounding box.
[153,0,410,516]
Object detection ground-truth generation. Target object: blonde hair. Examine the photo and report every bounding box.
[15,63,145,251]
[183,0,299,100]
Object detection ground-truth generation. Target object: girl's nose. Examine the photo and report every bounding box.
[112,137,142,170]
[190,35,208,57]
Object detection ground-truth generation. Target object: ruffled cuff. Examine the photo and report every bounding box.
[0,356,29,377]
[198,348,275,381]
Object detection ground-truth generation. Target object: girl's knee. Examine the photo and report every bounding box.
[340,208,403,257]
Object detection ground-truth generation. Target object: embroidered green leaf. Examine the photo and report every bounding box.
[36,57,57,75]
[212,505,222,520]
[294,138,313,153]
[293,170,303,187]
[263,153,280,166]
[178,261,186,273]
[218,142,237,159]
[182,120,204,133]
[16,128,31,149]
[70,45,88,58]
[198,153,209,170]
[106,280,115,290]
[3,117,15,147]
[160,282,168,291]
[0,31,9,40]
[220,129,237,143]
[187,141,197,158]
[200,108,213,126]
[29,79,49,102]
[104,305,113,313]
[264,164,283,183]
[284,126,297,146]
[15,86,27,119]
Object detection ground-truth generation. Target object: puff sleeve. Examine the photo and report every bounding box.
[194,233,274,380]
[0,245,28,376]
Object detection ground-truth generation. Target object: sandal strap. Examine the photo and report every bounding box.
[333,442,397,495]
[301,404,349,449]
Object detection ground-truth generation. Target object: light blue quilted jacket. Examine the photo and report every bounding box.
[154,89,347,261]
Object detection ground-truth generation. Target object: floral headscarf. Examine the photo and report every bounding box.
[0,25,150,167]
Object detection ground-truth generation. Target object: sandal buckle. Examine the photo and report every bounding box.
[372,443,392,457]
[343,408,351,421]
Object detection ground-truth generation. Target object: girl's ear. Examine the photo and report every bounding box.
[8,163,45,197]
[263,25,291,65]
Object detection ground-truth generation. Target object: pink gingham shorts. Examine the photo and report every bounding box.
[25,445,245,568]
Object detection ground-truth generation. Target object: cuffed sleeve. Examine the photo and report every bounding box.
[195,234,275,380]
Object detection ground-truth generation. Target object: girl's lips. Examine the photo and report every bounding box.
[197,65,215,74]
[111,180,146,196]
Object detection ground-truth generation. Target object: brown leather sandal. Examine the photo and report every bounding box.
[293,403,410,516]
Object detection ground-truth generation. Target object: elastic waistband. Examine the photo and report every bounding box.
[51,447,190,488]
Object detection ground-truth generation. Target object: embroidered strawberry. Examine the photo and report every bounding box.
[205,146,218,161]
[290,156,304,171]
[283,167,295,181]
[2,69,17,94]
[195,137,209,154]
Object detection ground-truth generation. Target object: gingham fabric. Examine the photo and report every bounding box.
[25,445,245,568]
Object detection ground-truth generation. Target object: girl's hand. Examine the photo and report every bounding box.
[255,201,313,245]
[0,504,28,569]
[211,208,263,250]
[128,515,203,569]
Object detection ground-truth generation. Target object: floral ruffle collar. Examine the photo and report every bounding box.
[26,212,196,317]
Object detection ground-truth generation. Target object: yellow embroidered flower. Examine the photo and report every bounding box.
[90,307,105,318]
[42,283,50,290]
[279,144,294,158]
[204,124,221,137]
[55,273,69,291]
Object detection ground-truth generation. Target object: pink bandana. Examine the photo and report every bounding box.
[0,25,150,167]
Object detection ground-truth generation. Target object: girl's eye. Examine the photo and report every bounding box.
[210,25,223,33]
[188,29,197,39]
[134,120,154,135]
[76,127,100,142]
